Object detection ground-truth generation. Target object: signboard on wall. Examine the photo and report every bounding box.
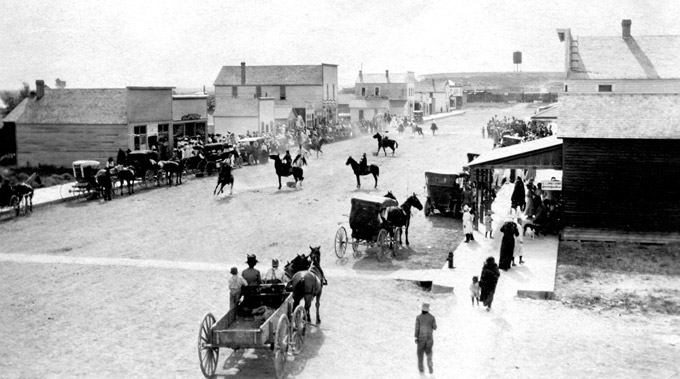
[449,87,462,97]
[541,180,562,191]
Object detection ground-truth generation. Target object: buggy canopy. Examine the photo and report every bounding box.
[72,160,100,168]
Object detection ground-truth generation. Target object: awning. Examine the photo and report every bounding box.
[467,135,563,170]
[531,104,559,121]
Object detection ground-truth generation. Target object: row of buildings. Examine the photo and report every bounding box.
[1,63,463,167]
[467,19,680,233]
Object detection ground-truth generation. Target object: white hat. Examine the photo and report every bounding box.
[421,302,430,312]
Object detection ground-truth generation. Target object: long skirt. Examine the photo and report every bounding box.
[499,238,515,270]
[480,287,495,307]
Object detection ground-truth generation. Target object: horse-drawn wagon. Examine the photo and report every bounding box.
[59,160,114,200]
[127,150,162,187]
[334,194,402,261]
[423,170,469,217]
[197,284,308,379]
[235,137,265,166]
[186,143,236,176]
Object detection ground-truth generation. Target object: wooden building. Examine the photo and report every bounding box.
[2,81,207,167]
[354,70,415,117]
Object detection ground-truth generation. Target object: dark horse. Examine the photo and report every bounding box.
[12,182,34,213]
[213,161,234,195]
[382,192,423,245]
[346,156,379,189]
[413,124,424,137]
[304,138,327,158]
[269,154,304,190]
[373,132,398,156]
[286,246,326,324]
[112,165,135,195]
[158,160,183,186]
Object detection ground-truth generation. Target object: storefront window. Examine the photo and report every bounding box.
[133,125,147,150]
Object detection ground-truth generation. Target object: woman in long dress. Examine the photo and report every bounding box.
[499,221,519,270]
[462,205,474,243]
[479,257,500,311]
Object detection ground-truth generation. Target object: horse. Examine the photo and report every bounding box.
[285,246,325,324]
[269,154,304,190]
[412,124,424,137]
[304,138,327,158]
[283,253,311,282]
[397,123,405,135]
[382,192,423,245]
[12,182,34,213]
[95,168,113,201]
[158,160,182,186]
[373,132,399,156]
[213,161,234,195]
[112,165,135,195]
[345,156,379,189]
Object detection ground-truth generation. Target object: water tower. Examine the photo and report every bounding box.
[513,51,522,72]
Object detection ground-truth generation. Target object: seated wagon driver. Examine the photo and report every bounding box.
[242,254,262,286]
[263,259,286,284]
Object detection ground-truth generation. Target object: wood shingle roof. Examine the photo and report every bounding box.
[214,65,325,86]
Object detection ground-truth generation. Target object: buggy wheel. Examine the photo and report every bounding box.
[248,154,256,165]
[59,182,75,200]
[274,315,289,379]
[376,229,389,262]
[236,156,243,167]
[197,313,219,378]
[9,195,20,218]
[352,238,361,258]
[392,227,402,256]
[197,160,207,175]
[424,199,431,216]
[334,227,348,258]
[291,305,307,354]
[155,170,165,186]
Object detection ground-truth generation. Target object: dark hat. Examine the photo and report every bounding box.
[230,267,238,275]
[272,259,279,267]
[246,254,258,264]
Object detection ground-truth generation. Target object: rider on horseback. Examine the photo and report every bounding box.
[359,153,368,175]
[282,150,292,173]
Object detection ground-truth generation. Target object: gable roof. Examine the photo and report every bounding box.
[531,104,559,121]
[570,35,680,79]
[3,89,128,124]
[356,72,416,84]
[214,65,325,86]
[558,93,680,139]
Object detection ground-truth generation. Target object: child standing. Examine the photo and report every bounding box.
[228,267,247,310]
[484,211,493,239]
[470,276,481,306]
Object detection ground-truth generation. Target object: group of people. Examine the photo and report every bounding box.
[227,254,287,309]
[485,115,554,148]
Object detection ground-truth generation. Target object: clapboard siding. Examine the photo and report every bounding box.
[562,138,680,231]
[16,123,128,167]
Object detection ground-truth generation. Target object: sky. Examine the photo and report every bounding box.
[1,0,679,90]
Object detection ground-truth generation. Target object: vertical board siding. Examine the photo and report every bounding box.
[562,138,680,231]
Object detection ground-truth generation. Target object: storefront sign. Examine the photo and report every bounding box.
[541,180,562,191]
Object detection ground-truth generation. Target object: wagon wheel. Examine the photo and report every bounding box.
[290,305,307,354]
[334,227,348,258]
[236,156,243,167]
[274,314,289,379]
[197,160,207,174]
[352,238,361,259]
[197,313,219,378]
[9,195,20,218]
[376,229,389,262]
[392,227,402,256]
[155,170,165,186]
[424,198,431,217]
[248,154,256,165]
[59,183,74,201]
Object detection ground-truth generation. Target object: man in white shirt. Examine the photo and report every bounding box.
[263,259,286,284]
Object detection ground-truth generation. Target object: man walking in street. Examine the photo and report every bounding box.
[415,302,437,374]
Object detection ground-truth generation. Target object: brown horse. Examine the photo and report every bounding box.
[382,192,423,245]
[286,246,325,324]
[213,161,234,195]
[269,154,304,190]
[346,156,379,188]
[158,160,183,186]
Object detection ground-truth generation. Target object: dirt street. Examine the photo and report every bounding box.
[1,104,679,379]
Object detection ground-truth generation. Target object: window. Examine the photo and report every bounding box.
[429,92,433,98]
[280,85,286,100]
[232,86,238,98]
[157,124,169,147]
[564,85,568,92]
[256,86,262,98]
[598,84,612,92]
[133,125,147,150]
[361,87,366,96]
[375,87,380,96]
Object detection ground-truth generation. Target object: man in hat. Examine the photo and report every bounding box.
[228,267,247,309]
[415,302,437,374]
[242,254,261,286]
[359,152,368,175]
[264,259,286,284]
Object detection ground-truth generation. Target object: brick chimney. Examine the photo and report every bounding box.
[36,80,45,100]
[385,70,389,82]
[240,62,246,85]
[359,70,363,82]
[622,19,631,38]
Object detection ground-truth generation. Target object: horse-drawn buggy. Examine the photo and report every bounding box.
[197,284,308,379]
[127,150,163,187]
[185,142,236,176]
[58,160,116,201]
[423,170,469,217]
[334,194,403,261]
[235,137,266,166]
[0,179,32,218]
